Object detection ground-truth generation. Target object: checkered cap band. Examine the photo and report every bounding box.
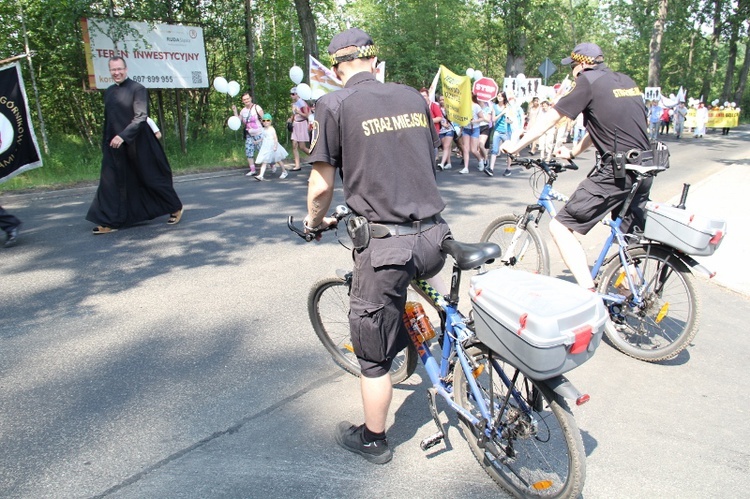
[329,45,378,66]
[570,52,598,65]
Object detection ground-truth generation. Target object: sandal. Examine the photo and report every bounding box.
[167,208,184,225]
[92,226,117,235]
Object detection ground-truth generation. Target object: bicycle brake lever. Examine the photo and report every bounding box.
[287,216,315,242]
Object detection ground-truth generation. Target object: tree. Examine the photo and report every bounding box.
[647,0,668,87]
[294,0,318,80]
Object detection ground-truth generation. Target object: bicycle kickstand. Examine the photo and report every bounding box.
[420,387,446,451]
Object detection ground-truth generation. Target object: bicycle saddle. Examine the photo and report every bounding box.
[442,239,501,270]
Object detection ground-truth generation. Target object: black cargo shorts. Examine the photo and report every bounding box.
[555,164,652,235]
[348,220,451,378]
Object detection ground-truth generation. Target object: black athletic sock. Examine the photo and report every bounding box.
[362,425,386,443]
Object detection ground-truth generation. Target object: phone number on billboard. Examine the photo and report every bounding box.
[131,75,174,83]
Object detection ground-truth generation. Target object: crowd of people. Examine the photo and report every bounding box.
[231,88,314,180]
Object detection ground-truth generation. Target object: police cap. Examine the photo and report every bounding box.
[561,43,604,65]
[327,28,378,66]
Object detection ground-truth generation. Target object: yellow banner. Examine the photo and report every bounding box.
[439,65,472,127]
[685,109,740,128]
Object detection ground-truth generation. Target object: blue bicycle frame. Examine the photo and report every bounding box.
[409,274,536,438]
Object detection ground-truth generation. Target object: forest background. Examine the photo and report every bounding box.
[2,0,748,191]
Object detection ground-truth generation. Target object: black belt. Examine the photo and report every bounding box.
[369,215,442,238]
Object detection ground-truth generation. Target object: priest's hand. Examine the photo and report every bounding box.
[110,135,124,148]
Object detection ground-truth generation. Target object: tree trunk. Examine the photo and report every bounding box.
[175,90,186,154]
[244,0,256,98]
[647,0,668,87]
[503,0,527,78]
[294,0,318,81]
[700,0,723,101]
[733,40,750,105]
[720,19,738,102]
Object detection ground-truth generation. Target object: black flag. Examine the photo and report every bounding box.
[0,62,42,184]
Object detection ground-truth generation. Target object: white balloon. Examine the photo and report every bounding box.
[213,76,228,93]
[712,99,720,106]
[724,101,730,107]
[296,83,312,100]
[227,81,241,97]
[473,70,483,80]
[311,88,326,101]
[227,116,241,131]
[289,66,304,84]
[466,68,475,79]
[515,73,526,84]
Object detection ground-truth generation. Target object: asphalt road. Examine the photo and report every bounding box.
[1,127,749,498]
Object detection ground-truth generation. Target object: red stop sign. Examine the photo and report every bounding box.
[473,77,499,102]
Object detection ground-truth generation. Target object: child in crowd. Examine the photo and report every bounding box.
[254,113,289,181]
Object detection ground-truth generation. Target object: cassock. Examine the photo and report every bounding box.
[86,78,182,229]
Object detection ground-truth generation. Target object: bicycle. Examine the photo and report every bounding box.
[480,157,576,275]
[289,209,602,498]
[482,156,724,362]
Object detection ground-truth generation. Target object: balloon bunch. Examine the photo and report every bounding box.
[289,65,313,100]
[214,77,241,97]
[465,68,483,80]
[214,76,243,130]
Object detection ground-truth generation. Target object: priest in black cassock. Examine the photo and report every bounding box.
[86,56,183,235]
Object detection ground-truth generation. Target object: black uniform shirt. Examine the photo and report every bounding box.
[554,65,649,155]
[307,72,445,223]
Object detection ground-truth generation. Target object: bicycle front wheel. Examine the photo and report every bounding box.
[597,247,700,361]
[308,276,418,384]
[454,347,585,498]
[480,214,550,275]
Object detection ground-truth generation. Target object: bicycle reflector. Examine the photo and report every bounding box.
[576,393,590,406]
[532,480,554,491]
[569,325,593,354]
[709,230,724,245]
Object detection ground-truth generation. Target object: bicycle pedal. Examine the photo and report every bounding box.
[420,431,444,451]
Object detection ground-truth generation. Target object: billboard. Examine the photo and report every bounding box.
[81,18,208,90]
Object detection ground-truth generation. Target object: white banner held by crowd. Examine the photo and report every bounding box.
[82,18,208,90]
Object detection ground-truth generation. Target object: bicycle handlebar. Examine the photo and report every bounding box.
[507,153,579,175]
[288,205,351,242]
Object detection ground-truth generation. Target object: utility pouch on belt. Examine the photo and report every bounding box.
[347,216,371,250]
[613,152,626,179]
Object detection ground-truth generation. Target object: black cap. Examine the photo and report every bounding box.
[327,28,377,66]
[561,43,604,65]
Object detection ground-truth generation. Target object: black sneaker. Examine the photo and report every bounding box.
[4,225,19,248]
[334,421,392,464]
[484,168,494,177]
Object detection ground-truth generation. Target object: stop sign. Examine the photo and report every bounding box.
[473,77,499,102]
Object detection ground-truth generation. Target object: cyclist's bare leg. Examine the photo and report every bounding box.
[361,374,392,433]
[549,218,595,290]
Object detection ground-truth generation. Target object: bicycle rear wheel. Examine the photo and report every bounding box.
[308,276,418,384]
[597,247,700,361]
[480,214,550,275]
[454,346,585,498]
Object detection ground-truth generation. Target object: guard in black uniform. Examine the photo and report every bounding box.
[503,42,654,290]
[303,28,451,464]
